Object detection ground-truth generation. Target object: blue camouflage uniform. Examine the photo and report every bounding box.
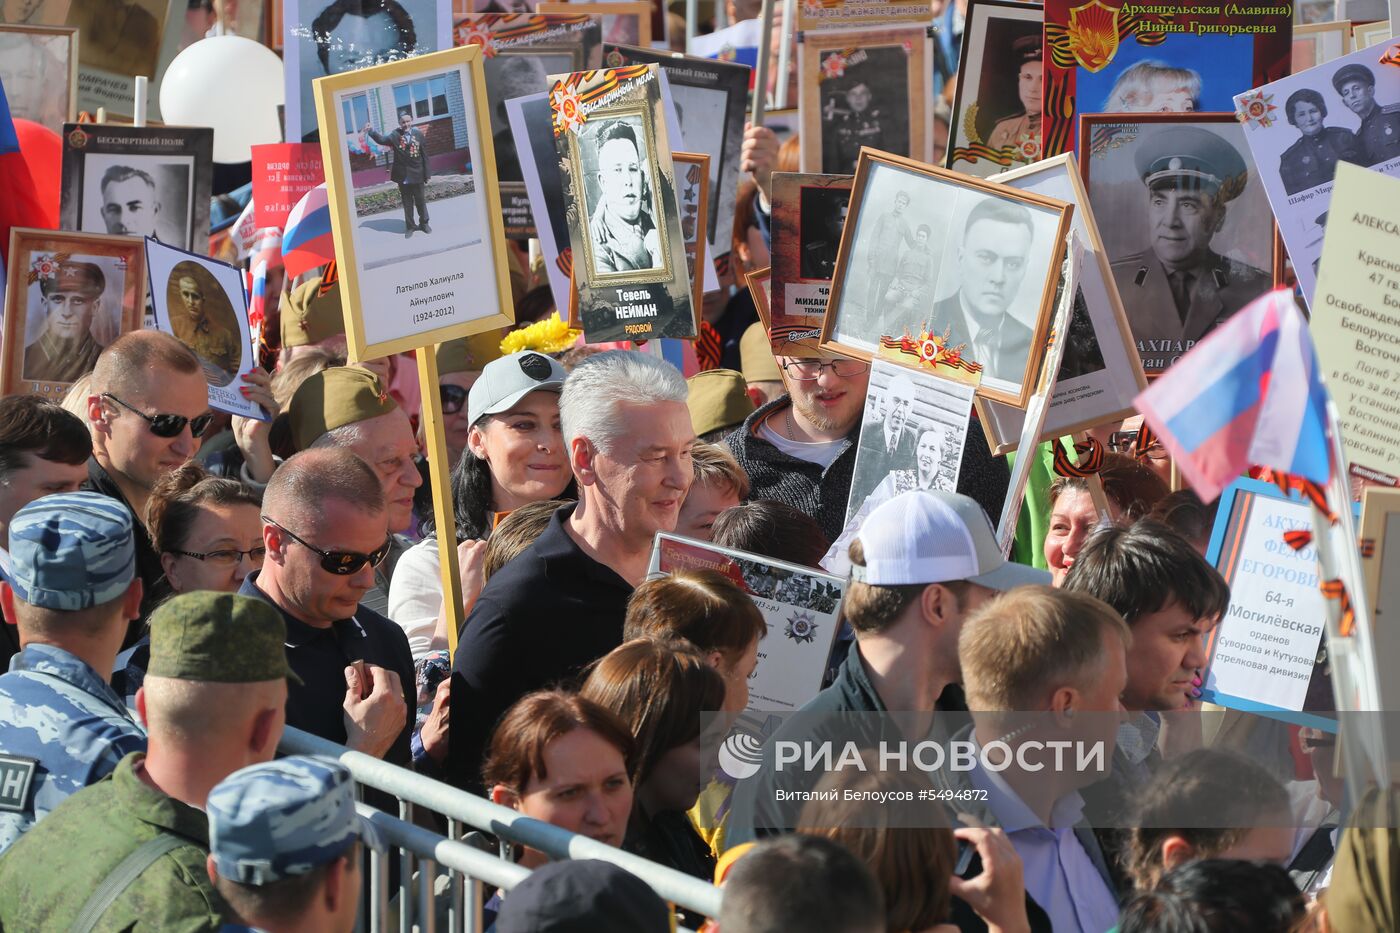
[0,491,143,855]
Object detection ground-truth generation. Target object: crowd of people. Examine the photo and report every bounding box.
[1,0,1397,931]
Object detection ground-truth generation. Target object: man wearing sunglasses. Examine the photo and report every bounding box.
[84,332,213,626]
[243,448,418,769]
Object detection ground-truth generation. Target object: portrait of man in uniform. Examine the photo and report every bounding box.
[1332,63,1400,167]
[165,261,242,387]
[1109,125,1271,354]
[361,108,432,238]
[1278,87,1363,195]
[863,189,914,330]
[986,34,1042,155]
[819,47,911,175]
[585,119,663,275]
[22,260,109,384]
[798,187,849,280]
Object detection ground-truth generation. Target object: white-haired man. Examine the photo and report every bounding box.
[448,350,694,789]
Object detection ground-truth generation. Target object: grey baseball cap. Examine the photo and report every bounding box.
[467,350,567,426]
[4,492,136,610]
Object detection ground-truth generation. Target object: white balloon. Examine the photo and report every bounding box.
[160,36,285,164]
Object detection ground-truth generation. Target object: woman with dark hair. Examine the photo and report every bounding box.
[580,637,727,884]
[710,499,832,569]
[147,462,263,595]
[1043,452,1169,586]
[388,350,573,659]
[1279,87,1363,196]
[1118,860,1306,933]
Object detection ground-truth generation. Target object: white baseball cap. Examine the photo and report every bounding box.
[851,490,1051,590]
[467,350,567,426]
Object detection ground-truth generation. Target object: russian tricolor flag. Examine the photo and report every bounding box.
[1136,289,1332,503]
[281,183,335,279]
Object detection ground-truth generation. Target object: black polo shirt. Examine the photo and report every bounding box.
[82,457,169,637]
[449,502,632,790]
[240,572,416,768]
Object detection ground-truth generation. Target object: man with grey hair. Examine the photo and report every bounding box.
[449,350,694,789]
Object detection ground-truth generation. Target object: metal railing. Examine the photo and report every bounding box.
[279,725,724,932]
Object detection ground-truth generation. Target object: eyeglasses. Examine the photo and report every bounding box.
[171,545,267,566]
[439,384,469,416]
[264,517,392,575]
[780,359,870,381]
[102,393,215,439]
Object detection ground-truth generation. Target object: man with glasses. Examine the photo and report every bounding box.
[243,448,417,767]
[84,332,213,625]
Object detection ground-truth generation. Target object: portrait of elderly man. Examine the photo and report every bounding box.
[1332,62,1400,167]
[312,0,416,75]
[0,31,70,131]
[934,198,1037,385]
[361,108,431,238]
[166,263,241,386]
[1110,126,1270,349]
[98,165,162,240]
[588,120,663,274]
[1278,87,1363,195]
[23,260,109,384]
[986,34,1043,154]
[847,370,918,518]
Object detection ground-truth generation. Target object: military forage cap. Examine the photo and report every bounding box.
[288,365,398,452]
[39,261,105,297]
[435,329,508,376]
[1134,125,1249,203]
[1333,63,1376,93]
[146,592,301,684]
[208,756,382,886]
[4,492,135,611]
[686,368,755,438]
[280,273,346,349]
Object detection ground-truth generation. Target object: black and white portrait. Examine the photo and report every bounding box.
[845,359,971,524]
[797,186,850,280]
[1086,118,1274,369]
[78,154,195,248]
[0,25,74,132]
[580,115,664,276]
[819,46,911,175]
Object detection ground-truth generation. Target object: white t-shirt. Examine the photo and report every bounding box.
[386,536,444,661]
[757,417,846,469]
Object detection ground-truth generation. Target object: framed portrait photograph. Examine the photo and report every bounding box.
[673,150,709,315]
[799,25,932,175]
[59,122,213,253]
[769,172,852,355]
[945,0,1044,178]
[315,44,514,359]
[1080,112,1278,372]
[976,153,1147,453]
[1235,39,1400,309]
[0,24,76,133]
[1352,20,1391,47]
[455,13,602,239]
[508,89,572,312]
[551,63,696,342]
[1293,20,1353,71]
[283,0,453,142]
[602,43,749,261]
[0,0,72,25]
[746,265,771,326]
[1,227,144,399]
[63,0,171,116]
[144,238,266,419]
[538,1,648,45]
[1042,0,1293,156]
[821,150,1074,408]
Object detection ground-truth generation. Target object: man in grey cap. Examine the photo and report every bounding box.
[1111,125,1271,351]
[1333,62,1400,166]
[0,491,145,854]
[207,756,379,933]
[0,591,297,931]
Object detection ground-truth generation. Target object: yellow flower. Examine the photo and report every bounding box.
[500,313,582,357]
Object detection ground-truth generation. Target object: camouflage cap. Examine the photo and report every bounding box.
[4,492,135,611]
[288,365,398,452]
[686,369,755,438]
[280,274,346,349]
[146,592,301,684]
[208,755,382,886]
[435,329,508,376]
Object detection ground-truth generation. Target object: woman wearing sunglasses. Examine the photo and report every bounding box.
[389,350,574,660]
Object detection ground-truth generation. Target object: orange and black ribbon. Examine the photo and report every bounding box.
[696,321,722,372]
[1283,530,1313,551]
[1053,438,1105,478]
[1133,422,1158,461]
[1321,579,1355,637]
[1268,472,1336,525]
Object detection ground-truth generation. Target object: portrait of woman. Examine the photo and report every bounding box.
[1278,87,1363,195]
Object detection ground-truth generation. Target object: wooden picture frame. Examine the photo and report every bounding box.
[313,44,514,362]
[1079,111,1282,373]
[1352,19,1391,47]
[746,265,771,328]
[538,1,651,45]
[768,172,853,355]
[820,147,1074,408]
[945,0,1045,179]
[798,25,932,175]
[0,24,78,133]
[976,152,1148,454]
[672,150,710,319]
[1,227,145,400]
[1293,20,1354,71]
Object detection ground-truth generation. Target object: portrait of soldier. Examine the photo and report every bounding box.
[362,108,432,237]
[862,189,913,330]
[986,34,1042,155]
[99,165,161,240]
[882,223,934,318]
[167,262,242,386]
[935,198,1037,384]
[588,120,662,274]
[798,189,849,280]
[1110,126,1270,349]
[1332,63,1400,167]
[66,0,161,78]
[1278,87,1363,195]
[22,260,108,384]
[823,78,886,176]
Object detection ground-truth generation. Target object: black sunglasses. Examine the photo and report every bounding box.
[439,384,469,416]
[264,517,392,575]
[103,393,215,439]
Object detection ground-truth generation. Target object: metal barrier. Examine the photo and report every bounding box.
[280,725,724,932]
